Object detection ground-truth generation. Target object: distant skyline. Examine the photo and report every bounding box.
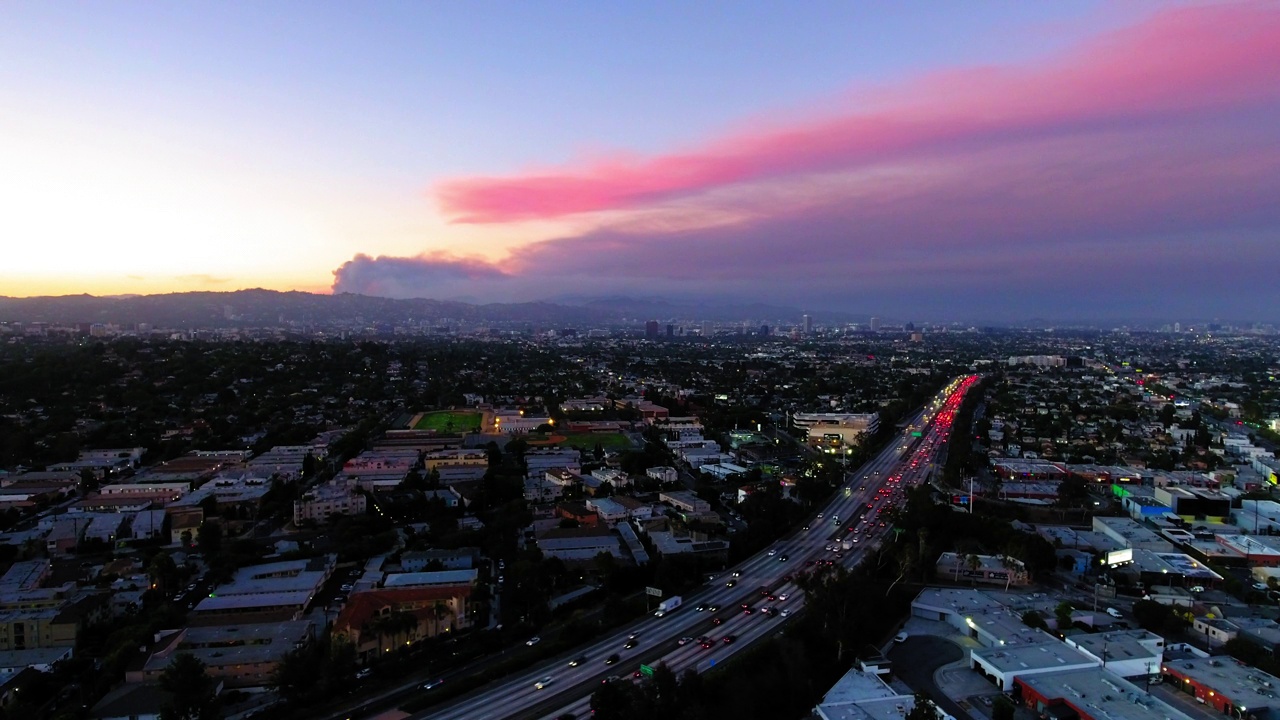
[3,1,1278,321]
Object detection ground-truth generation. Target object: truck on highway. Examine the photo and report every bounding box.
[841,537,855,551]
[654,596,682,617]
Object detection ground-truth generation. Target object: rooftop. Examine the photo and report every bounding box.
[1019,667,1196,720]
[975,641,1096,674]
[815,667,916,720]
[1167,653,1280,707]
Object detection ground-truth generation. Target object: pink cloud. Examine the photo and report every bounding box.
[436,2,1280,223]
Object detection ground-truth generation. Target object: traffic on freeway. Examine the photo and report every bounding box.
[418,376,979,720]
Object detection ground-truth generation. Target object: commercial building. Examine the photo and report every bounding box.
[1064,629,1165,679]
[535,526,623,562]
[1017,667,1195,720]
[659,490,711,514]
[129,620,315,688]
[813,666,918,720]
[399,548,478,572]
[423,449,489,474]
[972,642,1098,691]
[188,556,334,626]
[525,450,582,477]
[792,413,879,449]
[383,569,479,589]
[910,588,1052,649]
[1092,516,1175,552]
[1159,656,1280,718]
[1154,486,1232,521]
[935,552,1029,587]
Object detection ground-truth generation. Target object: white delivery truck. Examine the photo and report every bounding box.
[841,537,855,551]
[655,596,682,617]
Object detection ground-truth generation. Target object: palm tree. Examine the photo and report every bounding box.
[999,553,1020,592]
[966,553,982,586]
[430,600,455,636]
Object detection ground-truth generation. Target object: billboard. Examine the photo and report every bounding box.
[1106,548,1134,566]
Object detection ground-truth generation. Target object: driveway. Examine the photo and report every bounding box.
[888,636,974,720]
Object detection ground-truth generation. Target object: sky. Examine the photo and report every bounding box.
[2,1,1278,322]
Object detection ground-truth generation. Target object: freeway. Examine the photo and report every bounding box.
[417,376,978,720]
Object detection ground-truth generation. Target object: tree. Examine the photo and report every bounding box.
[1054,601,1074,630]
[993,696,1017,720]
[159,652,219,720]
[148,552,179,592]
[1022,610,1048,631]
[906,695,937,720]
[196,519,222,557]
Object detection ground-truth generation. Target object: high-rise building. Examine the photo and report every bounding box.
[802,314,813,334]
[666,324,675,338]
[645,320,659,339]
[869,317,881,332]
[701,321,713,337]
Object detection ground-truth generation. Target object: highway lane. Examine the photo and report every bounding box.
[418,377,976,720]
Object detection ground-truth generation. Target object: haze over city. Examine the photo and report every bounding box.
[3,1,1279,322]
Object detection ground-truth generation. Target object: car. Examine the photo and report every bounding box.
[723,635,737,644]
[743,607,753,615]
[778,555,788,562]
[340,584,353,591]
[677,636,693,646]
[777,593,788,601]
[535,676,555,690]
[1190,585,1206,593]
[725,580,736,588]
[732,571,741,577]
[711,616,724,626]
[1105,608,1124,618]
[1254,582,1270,592]
[526,636,541,646]
[356,667,373,680]
[708,604,720,612]
[802,525,809,531]
[569,655,587,667]
[628,633,640,640]
[422,678,444,690]
[816,512,824,519]
[602,675,621,684]
[624,639,638,649]
[604,653,620,665]
[780,609,790,617]
[767,549,777,556]
[695,604,707,612]
[893,631,909,643]
[700,638,714,649]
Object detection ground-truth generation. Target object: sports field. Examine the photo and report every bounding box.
[554,432,633,450]
[413,411,482,433]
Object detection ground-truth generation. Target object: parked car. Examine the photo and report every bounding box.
[526,636,541,646]
[893,631,909,643]
[1105,607,1124,619]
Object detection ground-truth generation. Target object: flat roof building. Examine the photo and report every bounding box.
[1017,667,1196,720]
[972,641,1099,691]
[1064,629,1165,679]
[813,667,917,720]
